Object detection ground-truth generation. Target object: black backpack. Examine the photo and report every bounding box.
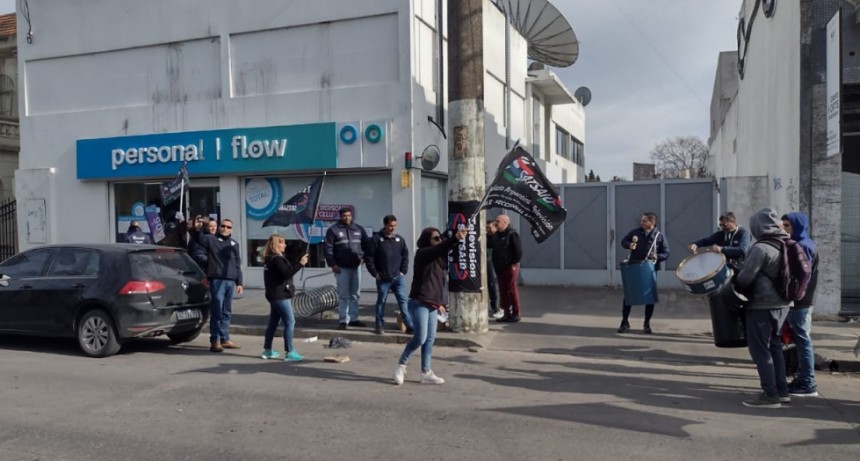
[759,237,812,302]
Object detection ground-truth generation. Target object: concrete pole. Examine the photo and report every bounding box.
[448,0,487,333]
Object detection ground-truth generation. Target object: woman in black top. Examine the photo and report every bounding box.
[393,227,467,385]
[261,234,308,361]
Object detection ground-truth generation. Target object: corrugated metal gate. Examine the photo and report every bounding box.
[0,198,17,262]
[519,179,718,287]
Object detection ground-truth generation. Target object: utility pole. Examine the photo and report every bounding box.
[448,0,487,333]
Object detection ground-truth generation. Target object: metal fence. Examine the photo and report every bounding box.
[0,198,17,261]
[518,179,718,288]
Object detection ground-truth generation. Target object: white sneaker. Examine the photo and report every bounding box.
[393,364,406,385]
[491,310,504,320]
[421,370,445,385]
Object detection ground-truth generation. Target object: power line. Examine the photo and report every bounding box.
[607,0,710,109]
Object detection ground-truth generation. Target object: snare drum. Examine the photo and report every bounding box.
[676,251,731,295]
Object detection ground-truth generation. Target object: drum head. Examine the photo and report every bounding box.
[676,252,725,283]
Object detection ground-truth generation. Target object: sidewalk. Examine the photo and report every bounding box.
[228,285,860,371]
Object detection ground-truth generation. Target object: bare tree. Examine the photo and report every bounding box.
[649,136,710,179]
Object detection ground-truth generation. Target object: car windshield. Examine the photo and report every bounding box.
[129,250,202,279]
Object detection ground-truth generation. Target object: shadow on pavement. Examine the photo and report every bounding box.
[538,344,752,367]
[181,360,392,385]
[457,362,860,441]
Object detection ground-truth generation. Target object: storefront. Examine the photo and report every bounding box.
[75,121,409,288]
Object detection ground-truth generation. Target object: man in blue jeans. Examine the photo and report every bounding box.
[782,212,819,397]
[324,208,369,330]
[198,218,244,352]
[365,215,413,335]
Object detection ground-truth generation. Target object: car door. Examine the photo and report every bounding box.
[0,248,56,331]
[34,248,102,333]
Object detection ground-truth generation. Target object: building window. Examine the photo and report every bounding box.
[113,182,221,246]
[571,135,584,167]
[556,127,571,161]
[0,74,14,118]
[244,173,391,268]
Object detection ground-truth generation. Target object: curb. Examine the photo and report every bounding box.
[230,325,485,349]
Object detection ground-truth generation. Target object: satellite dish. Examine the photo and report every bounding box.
[493,0,579,68]
[418,145,441,171]
[574,87,592,107]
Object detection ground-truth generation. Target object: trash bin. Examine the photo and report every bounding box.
[707,282,748,348]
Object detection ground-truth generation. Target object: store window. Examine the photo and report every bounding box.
[244,173,392,268]
[420,174,447,231]
[113,182,220,246]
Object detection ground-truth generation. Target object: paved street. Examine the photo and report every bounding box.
[0,331,858,461]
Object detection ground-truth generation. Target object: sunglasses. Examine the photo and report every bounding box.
[431,235,442,241]
[221,225,232,229]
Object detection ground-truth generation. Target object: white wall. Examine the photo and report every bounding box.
[17,0,415,259]
[709,0,801,213]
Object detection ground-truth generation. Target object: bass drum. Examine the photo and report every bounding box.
[676,251,731,295]
[707,282,748,348]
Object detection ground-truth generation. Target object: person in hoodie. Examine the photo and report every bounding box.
[393,227,467,386]
[781,212,819,397]
[261,234,309,362]
[324,208,370,330]
[734,207,792,409]
[125,221,153,244]
[365,215,413,335]
[198,218,244,353]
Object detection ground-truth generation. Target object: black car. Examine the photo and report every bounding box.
[0,244,210,357]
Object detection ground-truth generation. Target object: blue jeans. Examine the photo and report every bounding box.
[375,276,413,329]
[787,307,816,387]
[398,300,438,372]
[264,299,296,353]
[209,278,235,343]
[335,267,361,323]
[745,308,789,398]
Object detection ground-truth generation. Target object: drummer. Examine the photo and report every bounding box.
[687,211,750,270]
[618,212,670,334]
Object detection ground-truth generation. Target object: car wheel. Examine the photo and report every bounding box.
[167,326,203,345]
[77,310,121,358]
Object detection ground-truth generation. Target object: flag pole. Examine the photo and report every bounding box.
[469,141,520,223]
[301,172,326,280]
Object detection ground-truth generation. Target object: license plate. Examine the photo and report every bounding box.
[176,309,200,321]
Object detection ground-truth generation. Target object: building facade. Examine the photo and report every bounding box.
[14,0,585,288]
[708,0,860,316]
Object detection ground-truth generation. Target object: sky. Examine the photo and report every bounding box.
[0,0,741,181]
[553,0,741,180]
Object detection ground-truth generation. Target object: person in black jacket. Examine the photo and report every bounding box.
[198,218,244,352]
[261,234,308,361]
[687,211,751,269]
[365,215,413,335]
[393,227,467,386]
[489,215,523,322]
[324,208,370,330]
[618,212,670,334]
[125,221,152,244]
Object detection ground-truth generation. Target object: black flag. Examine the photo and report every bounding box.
[159,163,189,206]
[481,146,567,243]
[263,176,325,227]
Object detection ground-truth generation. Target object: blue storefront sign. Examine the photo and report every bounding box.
[76,123,338,180]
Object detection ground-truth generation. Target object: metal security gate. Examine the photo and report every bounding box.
[520,179,718,287]
[0,198,16,261]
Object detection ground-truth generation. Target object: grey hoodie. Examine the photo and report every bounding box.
[734,207,792,310]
